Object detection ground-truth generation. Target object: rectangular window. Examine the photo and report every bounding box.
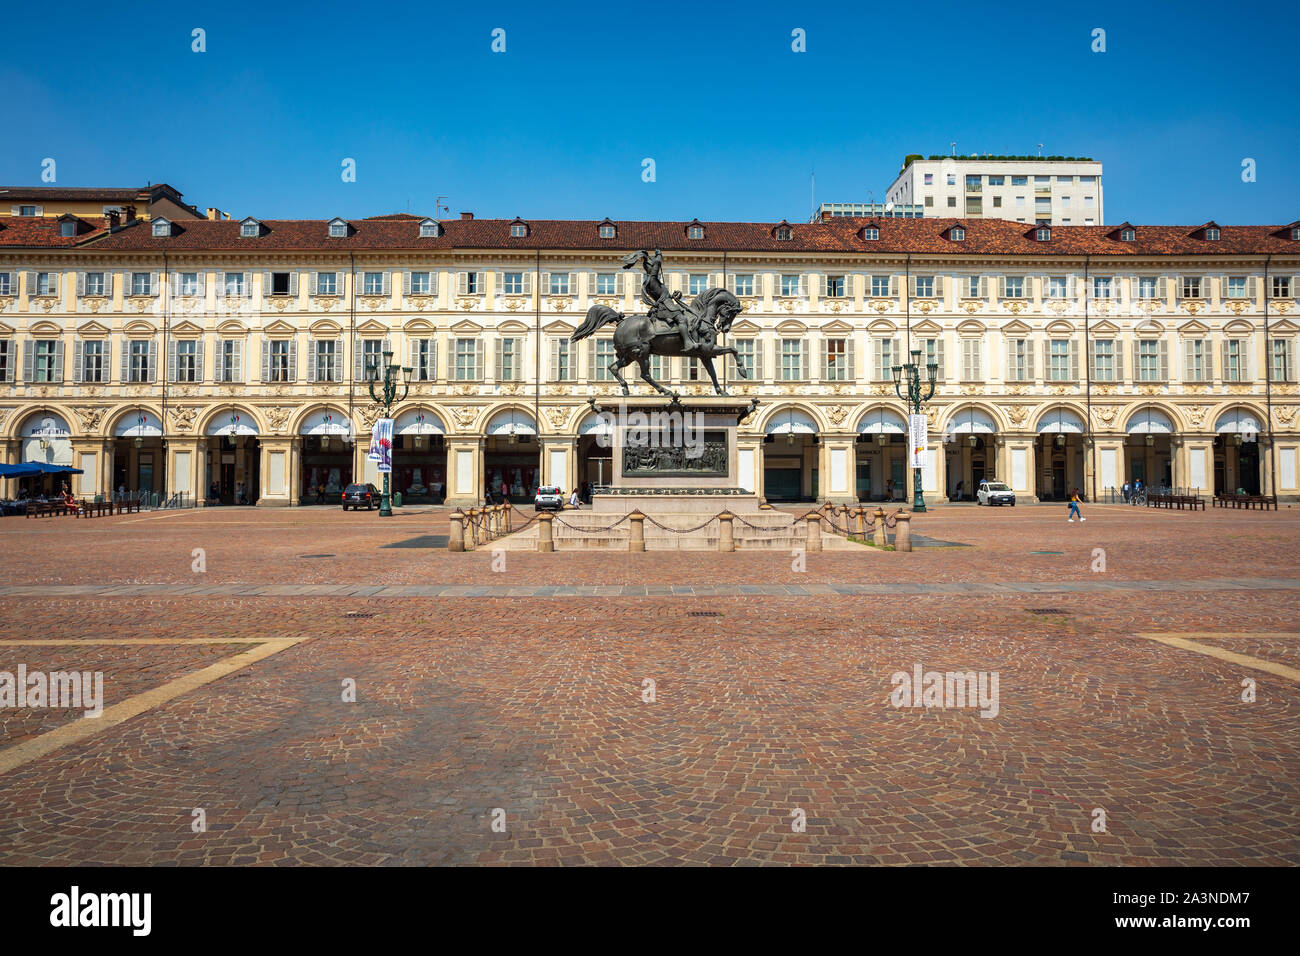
[1185,338,1207,381]
[36,272,57,296]
[1003,276,1025,298]
[1138,340,1161,381]
[502,272,525,295]
[871,275,892,297]
[733,339,758,379]
[131,272,152,296]
[921,337,943,378]
[988,175,1004,186]
[409,271,432,295]
[224,272,246,297]
[947,197,957,208]
[1048,340,1072,381]
[34,340,58,382]
[780,339,804,381]
[362,339,384,379]
[314,272,337,296]
[0,340,12,381]
[175,340,199,382]
[689,274,708,296]
[1271,276,1291,298]
[923,173,933,185]
[1092,276,1112,299]
[876,338,896,380]
[1226,276,1247,298]
[1181,276,1202,298]
[81,340,104,382]
[548,273,570,295]
[84,272,105,296]
[966,275,981,298]
[270,340,291,382]
[129,340,151,382]
[824,338,848,381]
[593,339,616,380]
[1061,195,1071,208]
[734,274,756,296]
[364,272,384,295]
[1138,277,1159,299]
[1012,176,1027,186]
[463,272,481,295]
[315,339,337,382]
[454,338,479,380]
[961,337,982,381]
[1224,340,1245,382]
[1093,340,1115,381]
[271,272,292,295]
[1007,339,1031,381]
[180,272,200,296]
[219,340,239,382]
[779,275,799,297]
[595,273,618,296]
[946,173,956,186]
[551,338,573,382]
[824,275,844,297]
[685,357,700,381]
[413,339,436,381]
[965,174,981,190]
[914,276,934,297]
[497,337,522,381]
[1272,339,1295,381]
[1046,276,1068,298]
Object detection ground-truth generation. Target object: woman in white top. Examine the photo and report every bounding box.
[569,489,580,509]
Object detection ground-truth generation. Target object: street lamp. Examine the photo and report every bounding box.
[367,350,412,517]
[892,349,938,512]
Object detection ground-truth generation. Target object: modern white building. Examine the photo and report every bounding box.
[886,157,1104,226]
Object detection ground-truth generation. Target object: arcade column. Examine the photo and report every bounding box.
[258,437,297,507]
[736,435,763,499]
[70,439,112,498]
[541,438,577,493]
[1004,437,1037,502]
[820,434,856,504]
[166,437,206,503]
[446,437,484,507]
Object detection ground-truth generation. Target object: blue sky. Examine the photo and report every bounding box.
[3,0,1297,225]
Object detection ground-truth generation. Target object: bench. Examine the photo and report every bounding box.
[1146,493,1205,511]
[1214,493,1278,511]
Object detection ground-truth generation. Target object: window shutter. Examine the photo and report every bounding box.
[1132,341,1140,381]
[1184,339,1194,380]
[334,271,344,296]
[1201,275,1211,298]
[474,339,484,379]
[261,340,271,382]
[76,272,86,296]
[103,272,114,297]
[1069,339,1079,380]
[801,340,809,379]
[819,338,829,380]
[1114,340,1124,382]
[998,275,1007,298]
[520,272,531,296]
[288,340,298,381]
[587,340,597,381]
[874,338,884,380]
[1026,339,1035,379]
[262,271,272,298]
[1042,340,1051,379]
[52,340,64,382]
[229,340,242,382]
[1005,339,1014,381]
[845,337,856,380]
[309,271,319,295]
[494,338,503,380]
[1158,338,1169,380]
[548,339,559,381]
[289,271,299,296]
[354,336,364,381]
[1156,276,1167,299]
[934,275,945,299]
[889,275,899,297]
[196,272,206,297]
[936,338,946,378]
[74,340,84,383]
[402,270,411,296]
[1247,276,1258,299]
[24,271,37,297]
[194,340,205,382]
[167,340,178,382]
[307,339,318,382]
[214,340,225,381]
[907,275,917,297]
[456,271,467,296]
[120,341,129,383]
[380,271,390,296]
[146,339,157,382]
[541,271,550,295]
[1204,339,1213,380]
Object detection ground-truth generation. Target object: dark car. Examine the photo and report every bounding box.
[341,483,379,511]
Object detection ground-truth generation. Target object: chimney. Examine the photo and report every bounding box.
[106,209,121,230]
[206,207,224,221]
[460,211,474,220]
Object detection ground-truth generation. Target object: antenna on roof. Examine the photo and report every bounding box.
[950,142,956,156]
[435,196,449,216]
[810,170,815,221]
[1037,143,1044,157]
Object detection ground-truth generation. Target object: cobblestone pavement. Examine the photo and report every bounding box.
[0,504,1296,865]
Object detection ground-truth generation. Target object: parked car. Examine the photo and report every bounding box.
[976,480,1016,507]
[341,483,379,510]
[534,485,565,512]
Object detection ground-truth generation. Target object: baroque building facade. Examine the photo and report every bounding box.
[1,211,1298,506]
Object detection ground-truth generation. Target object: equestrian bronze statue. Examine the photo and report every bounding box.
[571,249,747,399]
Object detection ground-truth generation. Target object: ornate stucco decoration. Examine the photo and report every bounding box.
[451,406,477,429]
[1274,406,1298,426]
[1183,301,1203,316]
[358,403,384,430]
[266,406,291,432]
[1003,405,1030,427]
[169,406,197,431]
[547,296,570,312]
[1004,300,1026,315]
[83,296,108,313]
[406,295,433,311]
[826,404,849,427]
[359,296,387,311]
[1186,405,1209,427]
[503,297,526,312]
[456,297,478,311]
[314,296,338,311]
[545,406,570,430]
[1093,405,1119,427]
[72,406,103,431]
[1226,300,1250,316]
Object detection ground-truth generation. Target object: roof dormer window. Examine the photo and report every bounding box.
[949,226,966,241]
[1035,226,1051,242]
[510,219,529,238]
[598,221,617,239]
[687,222,705,240]
[152,217,173,238]
[328,217,348,238]
[59,217,77,237]
[860,226,879,241]
[1204,226,1220,241]
[419,218,441,238]
[239,217,260,238]
[1120,227,1136,241]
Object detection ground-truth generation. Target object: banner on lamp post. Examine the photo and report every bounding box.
[909,414,928,469]
[368,418,394,473]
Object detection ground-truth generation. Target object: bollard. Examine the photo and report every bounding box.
[718,511,735,552]
[758,500,773,511]
[491,504,502,537]
[464,509,477,551]
[894,512,912,552]
[449,510,466,552]
[629,511,646,552]
[872,507,887,547]
[537,512,555,553]
[853,507,866,538]
[502,503,512,533]
[804,512,823,553]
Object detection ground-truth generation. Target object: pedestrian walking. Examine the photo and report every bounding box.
[1121,480,1130,503]
[1067,488,1085,522]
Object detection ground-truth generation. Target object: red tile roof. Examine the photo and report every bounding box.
[17,215,1300,257]
[0,216,108,248]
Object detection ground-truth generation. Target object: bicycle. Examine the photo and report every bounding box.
[1130,490,1148,506]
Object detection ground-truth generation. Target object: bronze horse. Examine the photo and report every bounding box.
[571,254,747,399]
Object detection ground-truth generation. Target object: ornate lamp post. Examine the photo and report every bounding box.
[367,350,412,517]
[892,348,938,512]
